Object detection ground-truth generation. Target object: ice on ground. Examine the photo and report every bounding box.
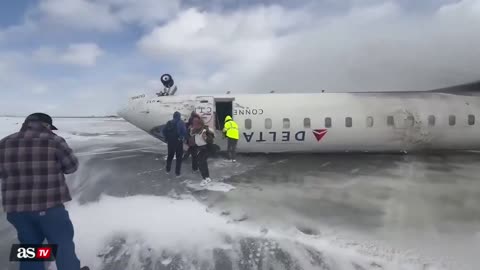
[186,181,236,192]
[0,116,472,270]
[0,117,22,138]
[211,158,265,181]
[68,195,446,270]
[0,117,157,149]
[69,195,233,268]
[203,182,236,192]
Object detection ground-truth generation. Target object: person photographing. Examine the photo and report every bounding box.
[0,113,88,270]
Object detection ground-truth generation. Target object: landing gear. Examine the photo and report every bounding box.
[156,74,178,96]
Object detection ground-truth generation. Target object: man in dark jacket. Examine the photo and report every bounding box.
[163,111,187,177]
[0,113,88,270]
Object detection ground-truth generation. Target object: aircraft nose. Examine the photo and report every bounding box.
[117,105,129,120]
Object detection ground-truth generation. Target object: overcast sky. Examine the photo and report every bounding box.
[1,0,479,116]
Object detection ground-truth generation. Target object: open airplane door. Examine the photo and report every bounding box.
[195,96,216,131]
[195,96,223,155]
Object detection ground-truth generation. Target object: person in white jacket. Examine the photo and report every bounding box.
[190,116,214,186]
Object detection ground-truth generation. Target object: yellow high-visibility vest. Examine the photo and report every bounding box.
[223,116,239,140]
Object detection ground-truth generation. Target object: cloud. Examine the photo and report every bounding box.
[0,19,38,45]
[31,85,49,95]
[253,0,480,92]
[0,46,158,116]
[60,43,104,67]
[2,0,480,116]
[138,1,480,94]
[105,0,181,27]
[33,43,104,67]
[37,0,121,32]
[0,52,38,91]
[0,52,58,115]
[33,0,180,32]
[138,5,311,91]
[139,6,309,59]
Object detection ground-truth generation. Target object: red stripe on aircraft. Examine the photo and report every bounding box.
[313,129,328,142]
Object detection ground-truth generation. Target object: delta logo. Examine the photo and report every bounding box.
[313,129,328,142]
[10,244,57,262]
[242,128,328,143]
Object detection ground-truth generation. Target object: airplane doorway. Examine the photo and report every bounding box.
[215,100,233,130]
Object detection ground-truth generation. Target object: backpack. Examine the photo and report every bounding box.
[163,120,178,141]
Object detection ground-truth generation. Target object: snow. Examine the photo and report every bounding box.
[0,117,156,149]
[68,195,241,269]
[0,117,454,270]
[185,181,236,192]
[0,117,21,139]
[67,195,449,270]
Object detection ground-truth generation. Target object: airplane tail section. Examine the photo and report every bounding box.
[428,80,480,95]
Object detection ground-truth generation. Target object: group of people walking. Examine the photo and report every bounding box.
[163,111,239,186]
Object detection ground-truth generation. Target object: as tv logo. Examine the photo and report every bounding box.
[10,245,57,262]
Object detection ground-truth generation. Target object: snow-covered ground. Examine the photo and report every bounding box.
[0,117,154,148]
[0,117,478,270]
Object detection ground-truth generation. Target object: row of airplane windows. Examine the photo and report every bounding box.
[243,114,476,129]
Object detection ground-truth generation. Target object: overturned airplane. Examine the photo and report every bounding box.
[118,74,480,153]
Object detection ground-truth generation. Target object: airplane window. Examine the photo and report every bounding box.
[345,117,352,127]
[406,116,414,127]
[468,114,475,125]
[387,116,394,126]
[325,117,332,128]
[265,118,272,129]
[283,118,290,129]
[304,118,311,128]
[245,119,252,130]
[367,116,374,127]
[428,115,435,126]
[449,115,456,126]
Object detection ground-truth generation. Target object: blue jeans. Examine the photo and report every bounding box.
[6,205,81,270]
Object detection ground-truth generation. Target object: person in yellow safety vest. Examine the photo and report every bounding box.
[223,115,239,162]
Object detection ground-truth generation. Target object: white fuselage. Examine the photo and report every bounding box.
[118,91,480,153]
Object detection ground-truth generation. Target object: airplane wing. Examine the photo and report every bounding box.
[428,80,480,95]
